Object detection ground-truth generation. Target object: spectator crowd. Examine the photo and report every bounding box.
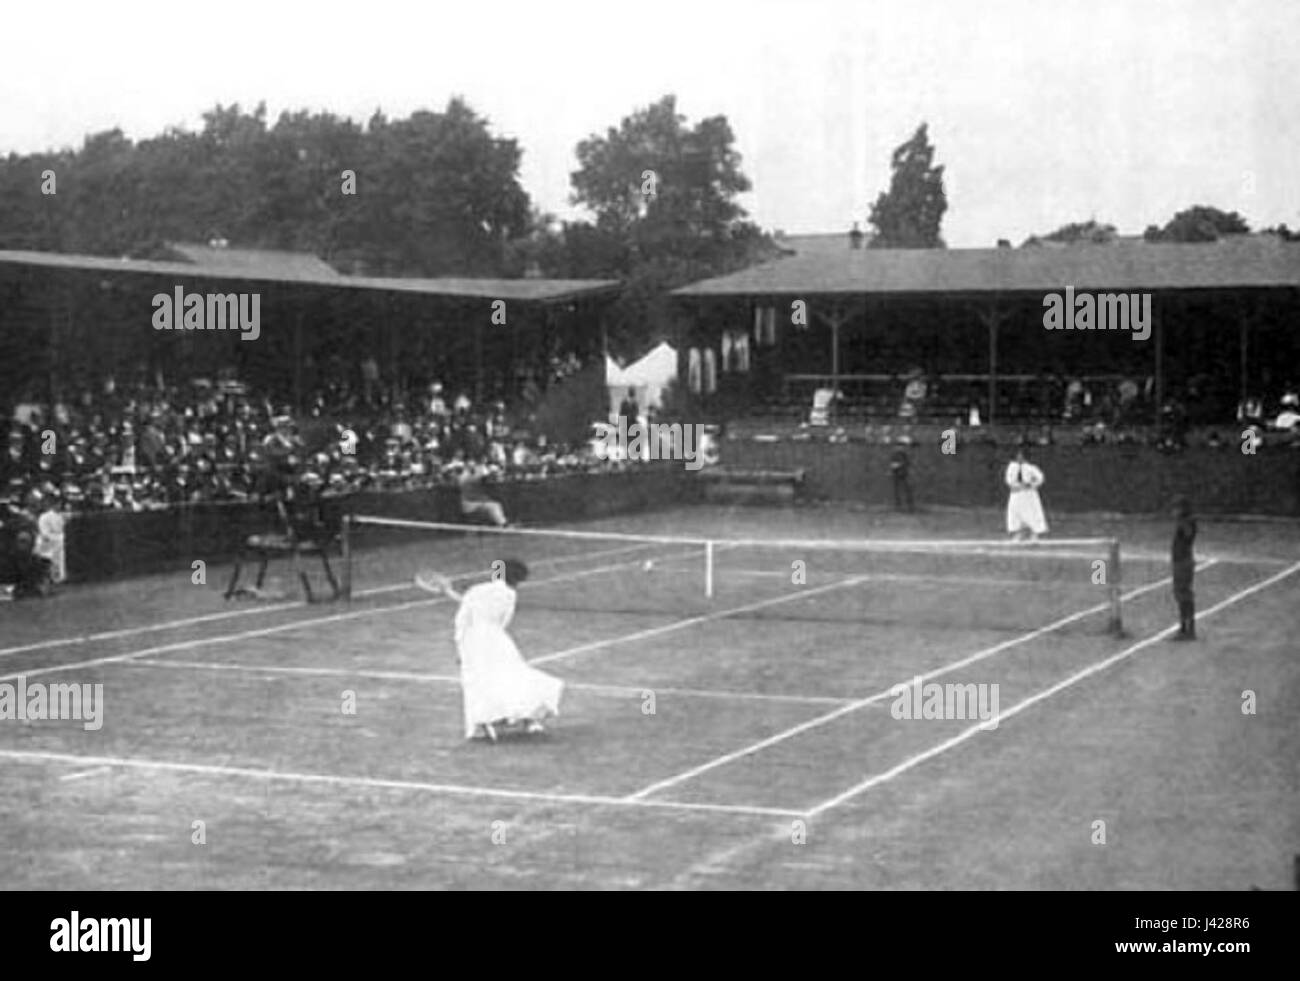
[775,368,1300,451]
[2,364,627,520]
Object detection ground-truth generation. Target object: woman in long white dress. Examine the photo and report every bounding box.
[417,559,563,741]
[1004,449,1048,542]
[35,501,66,584]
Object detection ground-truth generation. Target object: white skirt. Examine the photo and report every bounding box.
[1006,489,1048,535]
[458,624,563,738]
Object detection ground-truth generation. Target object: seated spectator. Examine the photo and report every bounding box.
[1157,397,1189,452]
[1116,377,1140,423]
[428,382,448,418]
[1063,378,1087,422]
[1238,395,1265,426]
[898,370,927,421]
[1274,394,1300,432]
[809,387,840,426]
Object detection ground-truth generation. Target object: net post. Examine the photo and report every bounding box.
[1107,537,1122,637]
[340,513,353,602]
[705,540,714,600]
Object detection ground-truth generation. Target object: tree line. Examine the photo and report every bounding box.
[1,98,1292,358]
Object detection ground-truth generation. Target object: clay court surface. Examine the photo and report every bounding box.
[1,504,1296,890]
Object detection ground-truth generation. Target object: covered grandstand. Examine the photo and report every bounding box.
[0,245,619,415]
[672,233,1300,432]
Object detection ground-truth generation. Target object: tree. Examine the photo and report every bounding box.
[1021,219,1118,247]
[1149,205,1250,242]
[259,109,367,256]
[867,123,947,248]
[561,95,774,356]
[571,96,752,249]
[0,97,532,276]
[1260,223,1299,242]
[341,98,531,275]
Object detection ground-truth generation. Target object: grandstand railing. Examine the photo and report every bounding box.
[749,371,1186,427]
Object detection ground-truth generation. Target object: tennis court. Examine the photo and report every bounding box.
[1,504,1296,889]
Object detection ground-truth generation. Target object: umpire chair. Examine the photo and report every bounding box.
[225,484,344,603]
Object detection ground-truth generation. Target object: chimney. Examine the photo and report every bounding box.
[849,223,865,250]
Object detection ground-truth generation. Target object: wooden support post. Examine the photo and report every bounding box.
[978,305,1002,427]
[1154,305,1163,428]
[816,306,849,424]
[1239,312,1248,411]
[831,318,841,402]
[293,311,304,414]
[474,307,484,405]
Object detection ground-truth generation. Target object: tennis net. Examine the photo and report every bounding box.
[342,515,1128,636]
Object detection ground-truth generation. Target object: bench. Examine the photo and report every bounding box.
[697,466,806,504]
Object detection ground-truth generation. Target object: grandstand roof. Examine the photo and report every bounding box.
[166,242,343,280]
[772,232,859,257]
[0,248,619,303]
[675,234,1300,298]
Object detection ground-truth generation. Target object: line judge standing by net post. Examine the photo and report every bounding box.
[889,436,914,513]
[1169,495,1197,641]
[1004,446,1048,542]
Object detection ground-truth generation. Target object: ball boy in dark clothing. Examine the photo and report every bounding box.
[1170,495,1197,641]
[889,443,914,513]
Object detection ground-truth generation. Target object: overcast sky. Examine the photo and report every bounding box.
[2,0,1295,247]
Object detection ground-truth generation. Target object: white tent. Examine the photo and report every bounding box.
[605,342,677,422]
[605,354,630,387]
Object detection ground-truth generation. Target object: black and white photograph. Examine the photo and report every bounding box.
[0,0,1296,934]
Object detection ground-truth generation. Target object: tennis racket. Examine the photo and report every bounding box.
[414,569,453,596]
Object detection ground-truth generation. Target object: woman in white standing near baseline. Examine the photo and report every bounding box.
[1004,448,1048,542]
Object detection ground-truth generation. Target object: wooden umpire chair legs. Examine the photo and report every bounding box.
[292,550,340,604]
[318,552,340,599]
[225,545,340,603]
[224,548,271,600]
[295,547,342,603]
[223,549,258,600]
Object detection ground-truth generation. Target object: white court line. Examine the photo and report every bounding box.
[725,571,1116,589]
[0,540,657,659]
[0,547,702,685]
[60,766,113,782]
[804,558,1300,818]
[127,658,857,707]
[623,561,1215,802]
[0,749,799,819]
[526,574,871,666]
[664,557,1261,886]
[0,582,421,660]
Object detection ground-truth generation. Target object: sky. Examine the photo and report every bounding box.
[2,0,1296,247]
